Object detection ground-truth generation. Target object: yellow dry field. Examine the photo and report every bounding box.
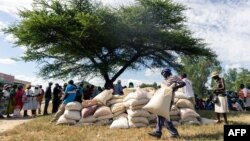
[0,110,249,141]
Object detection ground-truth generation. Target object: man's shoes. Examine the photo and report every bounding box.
[148,132,161,139]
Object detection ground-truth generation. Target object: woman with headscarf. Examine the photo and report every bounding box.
[211,71,229,124]
[6,85,17,118]
[0,84,9,118]
[23,85,39,117]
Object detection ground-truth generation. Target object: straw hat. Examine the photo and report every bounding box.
[211,71,220,78]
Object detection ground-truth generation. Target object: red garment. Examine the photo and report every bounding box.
[15,89,25,108]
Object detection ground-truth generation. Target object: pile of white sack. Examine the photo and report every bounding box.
[56,102,82,125]
[172,88,200,125]
[56,86,216,127]
[123,88,155,128]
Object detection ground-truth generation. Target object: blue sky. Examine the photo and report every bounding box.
[1,0,250,87]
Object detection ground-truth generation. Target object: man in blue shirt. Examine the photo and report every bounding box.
[51,80,77,122]
[114,80,123,95]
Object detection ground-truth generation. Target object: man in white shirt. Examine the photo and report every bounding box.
[181,73,196,105]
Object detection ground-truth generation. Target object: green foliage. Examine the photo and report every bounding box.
[223,68,237,91]
[177,55,221,98]
[140,82,158,89]
[4,0,215,87]
[224,68,250,91]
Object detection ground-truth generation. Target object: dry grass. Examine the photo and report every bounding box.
[0,110,249,141]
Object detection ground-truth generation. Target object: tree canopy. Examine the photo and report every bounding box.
[224,68,250,91]
[5,0,215,87]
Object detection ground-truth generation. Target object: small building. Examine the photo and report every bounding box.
[0,72,31,86]
[14,79,31,86]
[0,72,15,84]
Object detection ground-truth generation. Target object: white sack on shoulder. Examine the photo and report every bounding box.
[143,86,173,120]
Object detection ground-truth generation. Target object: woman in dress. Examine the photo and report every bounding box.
[23,85,39,117]
[211,71,229,124]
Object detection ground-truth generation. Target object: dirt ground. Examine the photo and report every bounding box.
[0,101,51,133]
[0,119,30,133]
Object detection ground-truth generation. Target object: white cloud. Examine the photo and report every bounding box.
[0,21,7,36]
[0,0,133,17]
[0,58,16,65]
[173,0,250,70]
[88,77,105,87]
[0,0,33,17]
[224,64,242,72]
[101,0,135,6]
[145,68,161,77]
[4,34,17,43]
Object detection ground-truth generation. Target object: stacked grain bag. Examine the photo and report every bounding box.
[123,88,136,97]
[77,89,113,126]
[110,113,129,129]
[123,88,151,128]
[108,95,126,118]
[173,88,200,125]
[57,102,82,125]
[77,99,99,126]
[93,106,113,125]
[141,87,157,126]
[92,89,113,125]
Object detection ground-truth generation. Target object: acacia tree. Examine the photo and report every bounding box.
[5,0,215,87]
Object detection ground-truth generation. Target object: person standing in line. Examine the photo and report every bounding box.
[84,85,92,100]
[128,82,134,88]
[0,84,10,118]
[148,68,185,139]
[36,85,44,114]
[51,80,77,122]
[13,85,25,118]
[23,85,38,117]
[211,71,229,124]
[180,73,196,105]
[6,85,17,118]
[114,80,123,95]
[52,83,61,113]
[43,82,53,115]
[75,82,84,102]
